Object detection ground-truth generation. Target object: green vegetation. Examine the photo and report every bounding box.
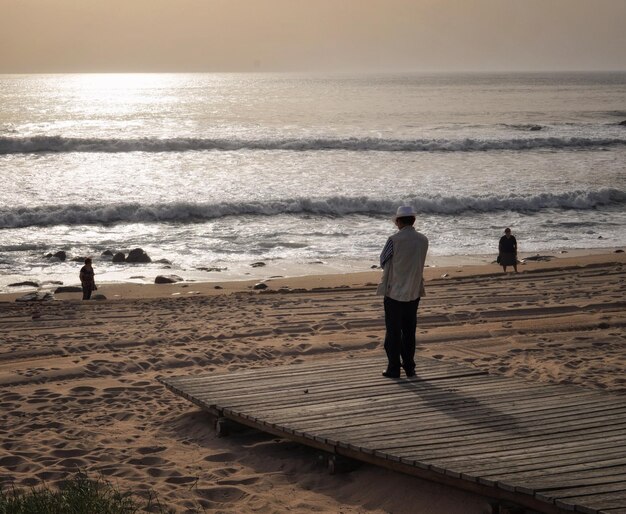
[0,473,171,514]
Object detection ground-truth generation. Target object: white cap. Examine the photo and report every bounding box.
[393,205,417,220]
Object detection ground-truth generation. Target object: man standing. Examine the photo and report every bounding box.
[377,206,429,378]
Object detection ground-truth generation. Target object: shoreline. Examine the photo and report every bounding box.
[2,247,623,303]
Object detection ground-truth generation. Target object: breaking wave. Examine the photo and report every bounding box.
[1,135,626,154]
[1,189,624,229]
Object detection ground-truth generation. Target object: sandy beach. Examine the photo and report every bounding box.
[1,251,624,513]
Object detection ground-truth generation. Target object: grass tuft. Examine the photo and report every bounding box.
[0,472,172,514]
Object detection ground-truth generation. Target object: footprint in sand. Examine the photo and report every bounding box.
[51,448,89,458]
[56,457,88,469]
[195,486,248,504]
[69,385,98,396]
[36,470,64,482]
[219,476,260,486]
[136,445,168,456]
[203,452,236,463]
[128,455,169,466]
[165,475,198,485]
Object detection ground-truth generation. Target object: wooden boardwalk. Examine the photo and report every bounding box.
[160,356,626,514]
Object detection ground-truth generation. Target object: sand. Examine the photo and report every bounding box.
[0,251,624,513]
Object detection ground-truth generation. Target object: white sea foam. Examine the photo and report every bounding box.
[1,135,626,155]
[1,189,623,229]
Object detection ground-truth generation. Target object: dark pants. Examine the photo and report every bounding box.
[384,296,421,374]
[82,285,93,300]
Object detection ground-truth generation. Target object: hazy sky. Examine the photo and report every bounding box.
[1,0,625,73]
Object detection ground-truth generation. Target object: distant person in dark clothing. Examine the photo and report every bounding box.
[498,228,518,273]
[79,258,97,300]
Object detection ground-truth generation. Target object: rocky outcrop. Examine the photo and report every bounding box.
[112,252,126,263]
[8,281,40,288]
[101,250,114,256]
[126,248,151,263]
[522,255,554,262]
[154,275,183,284]
[54,286,83,293]
[251,262,266,268]
[45,251,67,261]
[253,283,268,290]
[15,291,54,302]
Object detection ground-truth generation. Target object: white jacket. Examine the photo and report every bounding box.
[377,226,429,302]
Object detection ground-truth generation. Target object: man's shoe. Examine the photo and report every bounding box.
[405,369,416,378]
[382,370,400,378]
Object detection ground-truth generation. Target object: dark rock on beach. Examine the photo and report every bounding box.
[251,262,266,268]
[155,275,183,284]
[8,281,40,288]
[522,255,554,262]
[70,256,86,262]
[126,248,151,263]
[46,251,67,261]
[253,283,268,290]
[616,249,624,253]
[101,250,114,256]
[15,291,54,302]
[618,120,626,126]
[55,286,83,293]
[112,252,126,263]
[529,125,543,131]
[154,258,172,265]
[92,294,107,300]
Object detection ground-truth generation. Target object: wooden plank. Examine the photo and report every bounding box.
[481,460,626,484]
[160,355,626,514]
[261,390,613,435]
[524,473,626,495]
[509,466,626,492]
[428,447,626,480]
[303,400,626,442]
[194,375,600,416]
[171,361,489,392]
[556,490,626,511]
[544,482,626,500]
[350,417,626,457]
[176,368,491,403]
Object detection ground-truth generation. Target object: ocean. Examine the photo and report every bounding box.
[1,72,625,292]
